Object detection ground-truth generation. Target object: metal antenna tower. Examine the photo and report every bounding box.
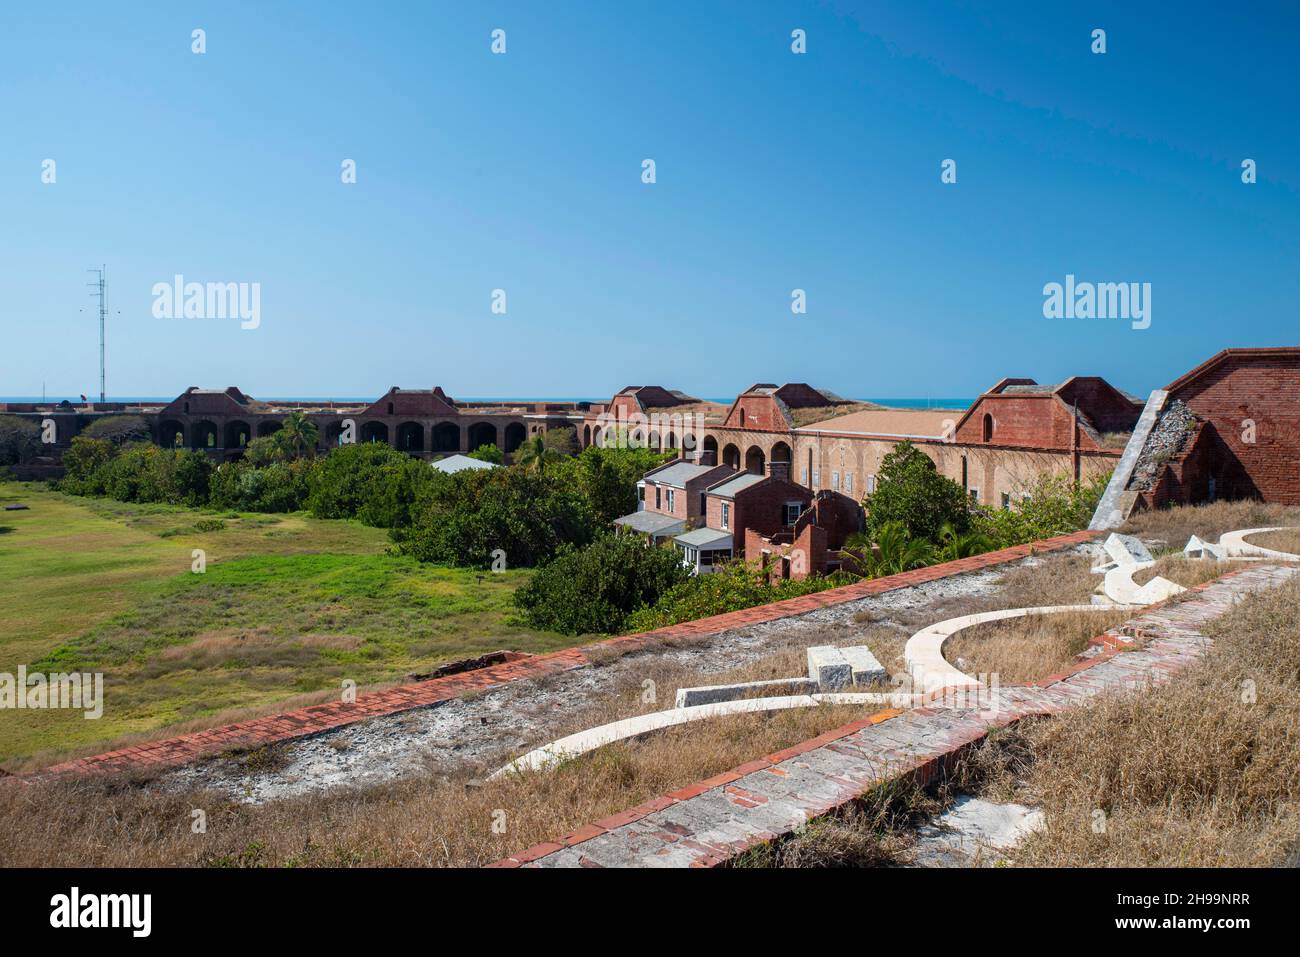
[87,265,106,404]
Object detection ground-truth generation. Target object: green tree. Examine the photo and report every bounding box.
[307,442,421,524]
[58,436,118,493]
[0,415,41,467]
[514,434,563,473]
[80,415,150,445]
[468,443,504,464]
[842,521,935,577]
[863,440,970,543]
[513,532,691,635]
[394,467,593,567]
[276,410,318,459]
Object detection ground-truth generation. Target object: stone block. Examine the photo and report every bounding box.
[806,645,852,690]
[840,645,887,685]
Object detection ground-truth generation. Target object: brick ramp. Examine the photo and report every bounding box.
[493,565,1294,868]
[35,530,1097,778]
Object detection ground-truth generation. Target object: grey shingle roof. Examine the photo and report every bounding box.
[706,473,766,498]
[613,511,687,535]
[674,528,734,548]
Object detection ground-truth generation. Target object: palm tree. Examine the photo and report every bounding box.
[277,410,319,459]
[842,521,934,578]
[935,522,993,563]
[514,434,562,473]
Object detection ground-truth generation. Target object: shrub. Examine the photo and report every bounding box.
[97,444,211,506]
[58,436,119,494]
[467,444,504,464]
[394,467,593,568]
[0,415,41,467]
[625,563,856,632]
[862,440,970,542]
[562,445,675,526]
[972,472,1109,548]
[307,443,424,525]
[80,415,150,445]
[513,532,691,635]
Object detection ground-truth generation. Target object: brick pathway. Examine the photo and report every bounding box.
[491,564,1294,868]
[36,530,1097,778]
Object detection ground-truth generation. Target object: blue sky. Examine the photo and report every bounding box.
[2,1,1297,402]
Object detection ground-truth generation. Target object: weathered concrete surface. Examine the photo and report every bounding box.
[497,565,1295,868]
[1090,389,1168,530]
[911,795,1044,867]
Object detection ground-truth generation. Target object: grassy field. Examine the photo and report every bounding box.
[0,482,570,766]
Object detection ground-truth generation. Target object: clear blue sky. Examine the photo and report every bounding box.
[2,1,1297,402]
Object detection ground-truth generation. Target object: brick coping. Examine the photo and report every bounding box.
[30,530,1098,779]
[492,565,1287,868]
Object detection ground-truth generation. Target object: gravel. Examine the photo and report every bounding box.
[162,545,1099,804]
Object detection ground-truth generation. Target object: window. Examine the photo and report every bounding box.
[783,502,802,525]
[655,486,661,509]
[801,467,809,485]
[969,488,980,504]
[831,471,840,490]
[812,468,820,488]
[1001,492,1011,510]
[699,492,706,515]
[721,503,730,529]
[666,489,676,512]
[866,474,877,494]
[638,484,645,503]
[846,473,854,494]
[982,413,994,442]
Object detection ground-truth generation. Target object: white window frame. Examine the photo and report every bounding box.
[721,502,730,529]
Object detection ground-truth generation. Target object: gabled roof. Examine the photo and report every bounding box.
[1164,347,1300,394]
[614,511,687,535]
[643,460,732,488]
[431,454,498,473]
[706,472,767,499]
[363,386,458,418]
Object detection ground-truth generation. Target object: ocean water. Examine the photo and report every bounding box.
[2,394,979,409]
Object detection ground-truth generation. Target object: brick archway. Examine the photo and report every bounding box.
[432,422,460,453]
[722,443,740,470]
[397,422,424,453]
[361,421,389,444]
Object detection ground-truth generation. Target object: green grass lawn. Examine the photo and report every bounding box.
[0,482,569,767]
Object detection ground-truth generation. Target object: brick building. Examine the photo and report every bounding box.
[1133,348,1300,509]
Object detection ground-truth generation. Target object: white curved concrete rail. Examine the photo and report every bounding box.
[1100,563,1185,605]
[1218,527,1300,561]
[904,605,1120,694]
[490,691,920,778]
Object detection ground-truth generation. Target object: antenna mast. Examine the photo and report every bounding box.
[87,265,106,404]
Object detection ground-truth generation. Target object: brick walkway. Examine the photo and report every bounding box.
[37,530,1097,778]
[491,564,1294,868]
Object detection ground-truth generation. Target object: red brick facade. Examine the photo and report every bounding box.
[1153,348,1300,506]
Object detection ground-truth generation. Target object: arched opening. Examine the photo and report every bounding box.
[397,422,424,453]
[504,422,526,454]
[159,420,185,447]
[225,420,251,449]
[598,427,612,448]
[325,421,346,447]
[361,421,389,444]
[647,430,661,452]
[468,422,497,451]
[664,431,676,450]
[722,443,741,470]
[770,441,792,481]
[583,424,592,447]
[432,422,460,453]
[703,435,718,466]
[982,414,994,443]
[745,446,766,475]
[257,420,282,437]
[192,420,218,450]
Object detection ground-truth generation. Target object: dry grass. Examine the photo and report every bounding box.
[1131,556,1246,589]
[1120,499,1300,552]
[1246,528,1300,555]
[943,608,1133,684]
[957,577,1300,866]
[0,702,869,867]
